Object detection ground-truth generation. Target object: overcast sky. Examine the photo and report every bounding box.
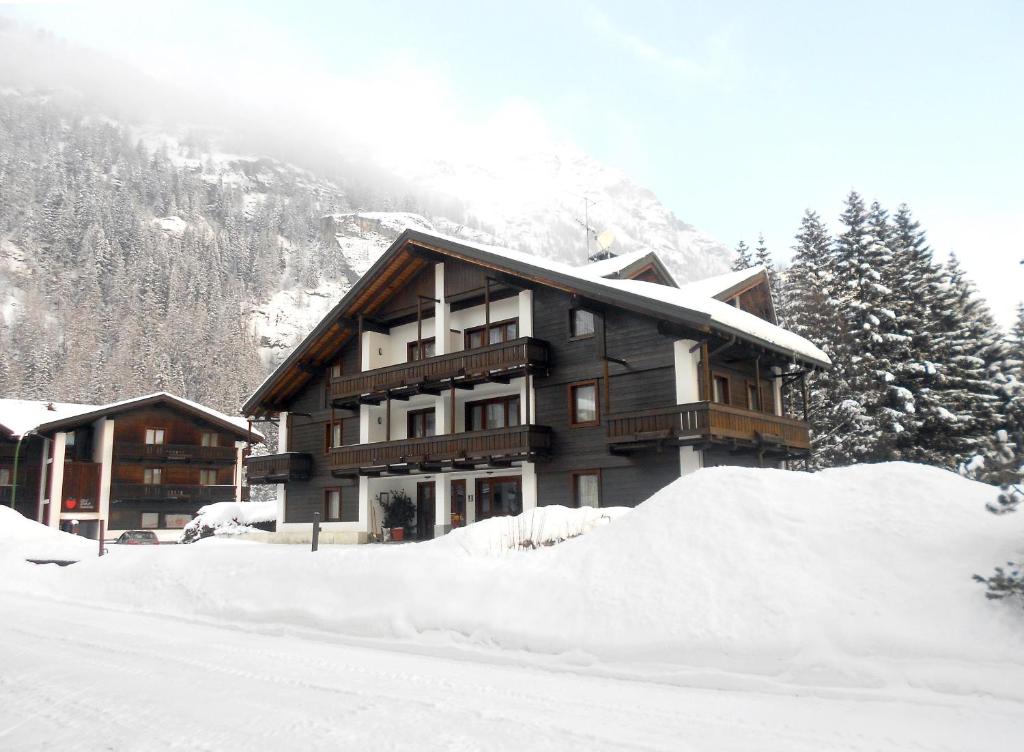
[5,0,1022,325]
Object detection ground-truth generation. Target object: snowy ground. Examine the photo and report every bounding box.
[2,463,1024,750]
[3,591,1021,752]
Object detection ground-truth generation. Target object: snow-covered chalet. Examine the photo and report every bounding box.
[243,229,830,543]
[0,393,263,541]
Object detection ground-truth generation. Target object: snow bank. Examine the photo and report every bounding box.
[179,501,276,543]
[0,506,96,562]
[430,505,630,556]
[4,463,1024,700]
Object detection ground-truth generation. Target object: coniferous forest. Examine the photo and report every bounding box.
[736,192,1021,482]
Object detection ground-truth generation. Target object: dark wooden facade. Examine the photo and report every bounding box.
[243,230,823,532]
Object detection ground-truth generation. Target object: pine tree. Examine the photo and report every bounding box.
[732,240,753,271]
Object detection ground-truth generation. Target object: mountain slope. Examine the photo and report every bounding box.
[0,88,731,411]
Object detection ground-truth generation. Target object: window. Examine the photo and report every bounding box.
[466,396,520,431]
[407,338,436,361]
[569,381,599,426]
[573,471,601,508]
[145,428,165,445]
[330,361,343,379]
[464,318,518,349]
[201,432,218,447]
[407,408,436,438]
[324,487,358,522]
[199,469,218,486]
[143,468,162,485]
[0,469,9,486]
[570,309,596,339]
[713,375,730,404]
[325,420,349,452]
[747,383,759,411]
[65,431,76,448]
[140,512,160,529]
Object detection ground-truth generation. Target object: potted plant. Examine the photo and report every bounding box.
[379,489,415,542]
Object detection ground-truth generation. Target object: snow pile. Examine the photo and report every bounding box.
[430,505,631,556]
[179,501,276,543]
[0,506,95,562]
[4,463,1024,700]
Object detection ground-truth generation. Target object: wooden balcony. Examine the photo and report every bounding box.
[245,452,313,484]
[110,483,247,502]
[329,337,549,407]
[330,425,552,476]
[606,401,810,457]
[114,442,238,463]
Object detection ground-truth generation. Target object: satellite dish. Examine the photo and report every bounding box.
[596,229,616,252]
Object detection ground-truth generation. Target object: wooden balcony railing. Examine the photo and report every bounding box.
[245,452,313,484]
[110,483,247,502]
[329,337,549,406]
[330,425,552,475]
[114,442,238,463]
[606,401,810,454]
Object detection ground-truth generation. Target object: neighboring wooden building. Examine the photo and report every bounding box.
[0,393,262,542]
[243,230,829,544]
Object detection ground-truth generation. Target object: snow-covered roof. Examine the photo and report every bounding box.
[411,231,830,366]
[600,278,829,365]
[0,399,100,439]
[580,249,667,278]
[676,265,767,300]
[1,392,262,441]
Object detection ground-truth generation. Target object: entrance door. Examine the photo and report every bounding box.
[475,476,522,521]
[415,482,435,541]
[451,480,467,528]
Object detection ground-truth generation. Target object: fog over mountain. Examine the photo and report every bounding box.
[0,20,731,410]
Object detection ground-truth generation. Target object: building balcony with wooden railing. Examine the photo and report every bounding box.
[245,452,314,484]
[606,401,810,456]
[330,424,552,476]
[110,483,247,502]
[114,442,238,463]
[329,337,549,408]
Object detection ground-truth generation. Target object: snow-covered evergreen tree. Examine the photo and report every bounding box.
[731,240,753,271]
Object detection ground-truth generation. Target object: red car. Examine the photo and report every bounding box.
[115,531,160,545]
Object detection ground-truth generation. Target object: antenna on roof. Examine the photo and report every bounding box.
[577,196,599,262]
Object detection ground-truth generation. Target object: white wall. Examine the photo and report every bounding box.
[673,339,702,404]
[93,418,114,531]
[674,340,704,477]
[46,432,66,528]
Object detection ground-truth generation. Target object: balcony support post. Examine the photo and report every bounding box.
[754,356,762,412]
[801,372,809,423]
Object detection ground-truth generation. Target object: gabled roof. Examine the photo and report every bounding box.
[244,229,830,416]
[0,399,100,440]
[582,249,678,287]
[677,265,768,301]
[16,392,263,443]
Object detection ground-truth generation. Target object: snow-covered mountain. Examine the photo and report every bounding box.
[0,82,731,406]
